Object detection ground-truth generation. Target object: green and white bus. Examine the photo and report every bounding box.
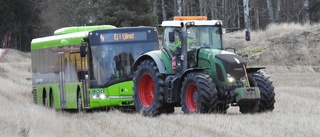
[31,25,159,111]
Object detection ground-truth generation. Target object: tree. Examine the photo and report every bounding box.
[0,0,42,51]
[92,0,157,27]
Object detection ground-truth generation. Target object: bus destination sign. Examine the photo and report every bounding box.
[100,31,147,43]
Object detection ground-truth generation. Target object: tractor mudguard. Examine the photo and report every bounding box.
[132,50,166,74]
[177,68,205,90]
[246,66,265,73]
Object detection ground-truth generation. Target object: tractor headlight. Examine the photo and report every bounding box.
[227,74,235,83]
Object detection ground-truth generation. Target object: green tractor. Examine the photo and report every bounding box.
[132,16,275,116]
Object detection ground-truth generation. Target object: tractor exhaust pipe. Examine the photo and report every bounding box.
[180,21,195,72]
[180,22,188,72]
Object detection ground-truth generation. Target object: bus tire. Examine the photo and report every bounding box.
[50,91,54,109]
[77,92,83,113]
[43,90,48,107]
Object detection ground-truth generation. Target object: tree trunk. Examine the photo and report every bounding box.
[266,0,275,23]
[210,0,217,19]
[254,2,260,29]
[237,0,241,28]
[153,0,158,16]
[177,0,182,16]
[161,0,166,21]
[173,0,177,15]
[198,0,208,16]
[243,0,251,30]
[304,0,310,24]
[275,0,282,22]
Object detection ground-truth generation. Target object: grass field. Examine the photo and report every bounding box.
[1,23,320,137]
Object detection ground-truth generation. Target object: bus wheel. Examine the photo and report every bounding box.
[77,93,83,112]
[50,92,54,109]
[43,91,48,107]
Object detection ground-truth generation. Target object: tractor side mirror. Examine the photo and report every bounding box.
[245,30,250,41]
[80,45,86,57]
[225,47,237,54]
[169,32,175,43]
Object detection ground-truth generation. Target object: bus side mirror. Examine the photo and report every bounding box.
[80,45,86,57]
[169,32,175,43]
[245,30,250,41]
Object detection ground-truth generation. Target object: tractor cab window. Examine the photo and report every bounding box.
[163,26,223,52]
[163,27,181,52]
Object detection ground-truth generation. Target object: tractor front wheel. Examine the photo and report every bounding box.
[249,71,275,112]
[181,73,217,114]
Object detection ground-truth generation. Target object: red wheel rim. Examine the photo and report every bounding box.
[186,82,198,112]
[138,73,154,107]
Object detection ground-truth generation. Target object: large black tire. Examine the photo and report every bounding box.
[248,71,275,112]
[50,92,54,109]
[181,73,218,114]
[43,90,48,107]
[133,60,166,116]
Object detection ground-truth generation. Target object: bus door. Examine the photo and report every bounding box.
[58,52,66,109]
[80,53,90,108]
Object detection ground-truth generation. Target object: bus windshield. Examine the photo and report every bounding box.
[89,43,157,86]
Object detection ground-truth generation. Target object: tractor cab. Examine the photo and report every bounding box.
[162,16,223,52]
[162,16,225,70]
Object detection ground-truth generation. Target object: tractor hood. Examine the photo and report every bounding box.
[198,48,247,81]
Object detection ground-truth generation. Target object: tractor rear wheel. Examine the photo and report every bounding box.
[133,60,165,116]
[249,71,275,112]
[181,73,217,114]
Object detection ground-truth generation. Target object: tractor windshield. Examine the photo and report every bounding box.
[163,26,223,51]
[187,26,222,50]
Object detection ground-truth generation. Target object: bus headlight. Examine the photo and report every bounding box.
[99,94,106,99]
[92,94,98,99]
[227,74,235,83]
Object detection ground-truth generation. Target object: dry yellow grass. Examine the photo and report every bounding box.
[1,23,320,137]
[224,23,320,67]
